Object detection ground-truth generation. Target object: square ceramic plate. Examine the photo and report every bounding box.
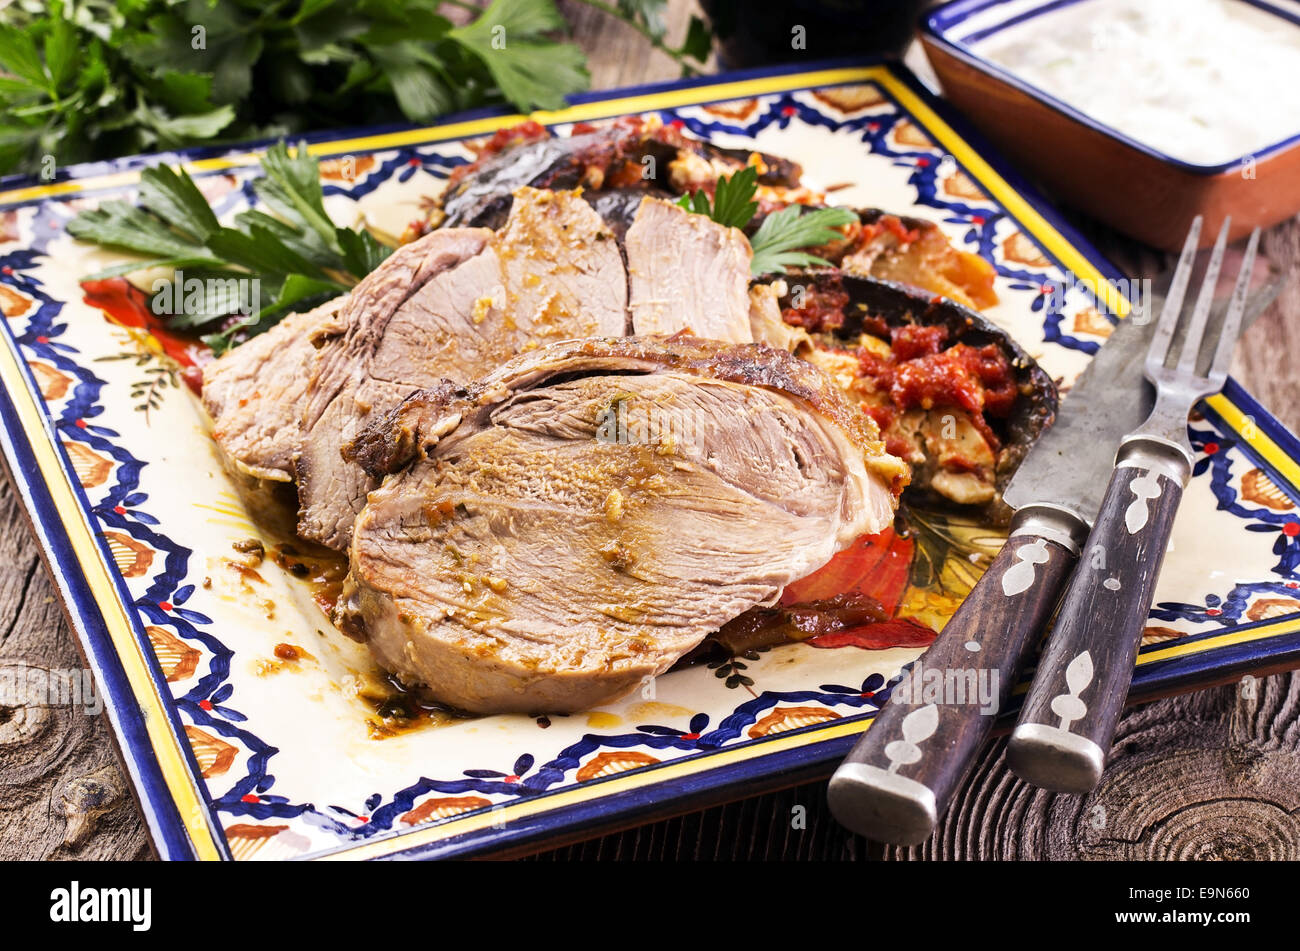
[3,61,1300,861]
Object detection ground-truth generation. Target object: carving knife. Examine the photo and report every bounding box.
[827,251,1279,846]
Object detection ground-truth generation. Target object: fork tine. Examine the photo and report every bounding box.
[1175,217,1231,375]
[1210,228,1261,379]
[1147,216,1203,369]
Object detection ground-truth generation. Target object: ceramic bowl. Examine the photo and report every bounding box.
[920,0,1300,251]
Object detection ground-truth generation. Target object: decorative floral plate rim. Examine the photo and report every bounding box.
[2,60,1299,861]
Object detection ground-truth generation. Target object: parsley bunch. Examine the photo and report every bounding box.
[0,0,596,178]
[66,141,390,353]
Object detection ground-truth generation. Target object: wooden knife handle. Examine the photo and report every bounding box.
[1008,438,1190,794]
[828,505,1085,845]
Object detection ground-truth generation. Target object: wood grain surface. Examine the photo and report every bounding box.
[3,0,1298,860]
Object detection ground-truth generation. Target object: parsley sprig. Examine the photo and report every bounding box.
[677,164,760,229]
[677,166,857,276]
[748,204,858,276]
[66,141,391,354]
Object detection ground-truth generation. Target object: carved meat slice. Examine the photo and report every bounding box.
[624,196,754,344]
[202,298,343,484]
[338,335,907,714]
[296,187,626,550]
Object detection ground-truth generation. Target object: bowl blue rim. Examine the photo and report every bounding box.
[921,0,1300,176]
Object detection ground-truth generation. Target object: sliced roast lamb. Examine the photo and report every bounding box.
[337,335,908,714]
[202,297,344,485]
[295,186,627,550]
[202,184,763,551]
[200,224,491,505]
[624,197,754,344]
[200,298,346,534]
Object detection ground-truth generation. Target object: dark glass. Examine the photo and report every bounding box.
[700,0,928,67]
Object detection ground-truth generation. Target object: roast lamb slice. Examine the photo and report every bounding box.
[202,297,344,484]
[201,224,491,497]
[337,335,908,715]
[624,196,754,344]
[296,187,627,550]
[199,298,347,534]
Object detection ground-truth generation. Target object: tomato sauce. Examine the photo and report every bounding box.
[856,213,921,248]
[853,333,1014,437]
[780,283,850,330]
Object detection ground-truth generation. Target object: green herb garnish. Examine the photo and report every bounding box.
[747,204,858,276]
[66,140,390,354]
[449,0,589,113]
[0,0,609,178]
[0,0,716,179]
[676,164,761,229]
[677,166,857,276]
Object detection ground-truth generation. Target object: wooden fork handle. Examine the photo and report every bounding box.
[1008,437,1191,794]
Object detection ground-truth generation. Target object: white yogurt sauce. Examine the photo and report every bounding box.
[978,0,1300,166]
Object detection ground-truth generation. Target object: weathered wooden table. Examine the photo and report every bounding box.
[3,2,1298,861]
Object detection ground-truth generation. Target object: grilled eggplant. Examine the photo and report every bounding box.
[767,270,1057,515]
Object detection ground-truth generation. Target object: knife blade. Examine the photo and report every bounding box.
[1003,311,1156,523]
[827,253,1280,846]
